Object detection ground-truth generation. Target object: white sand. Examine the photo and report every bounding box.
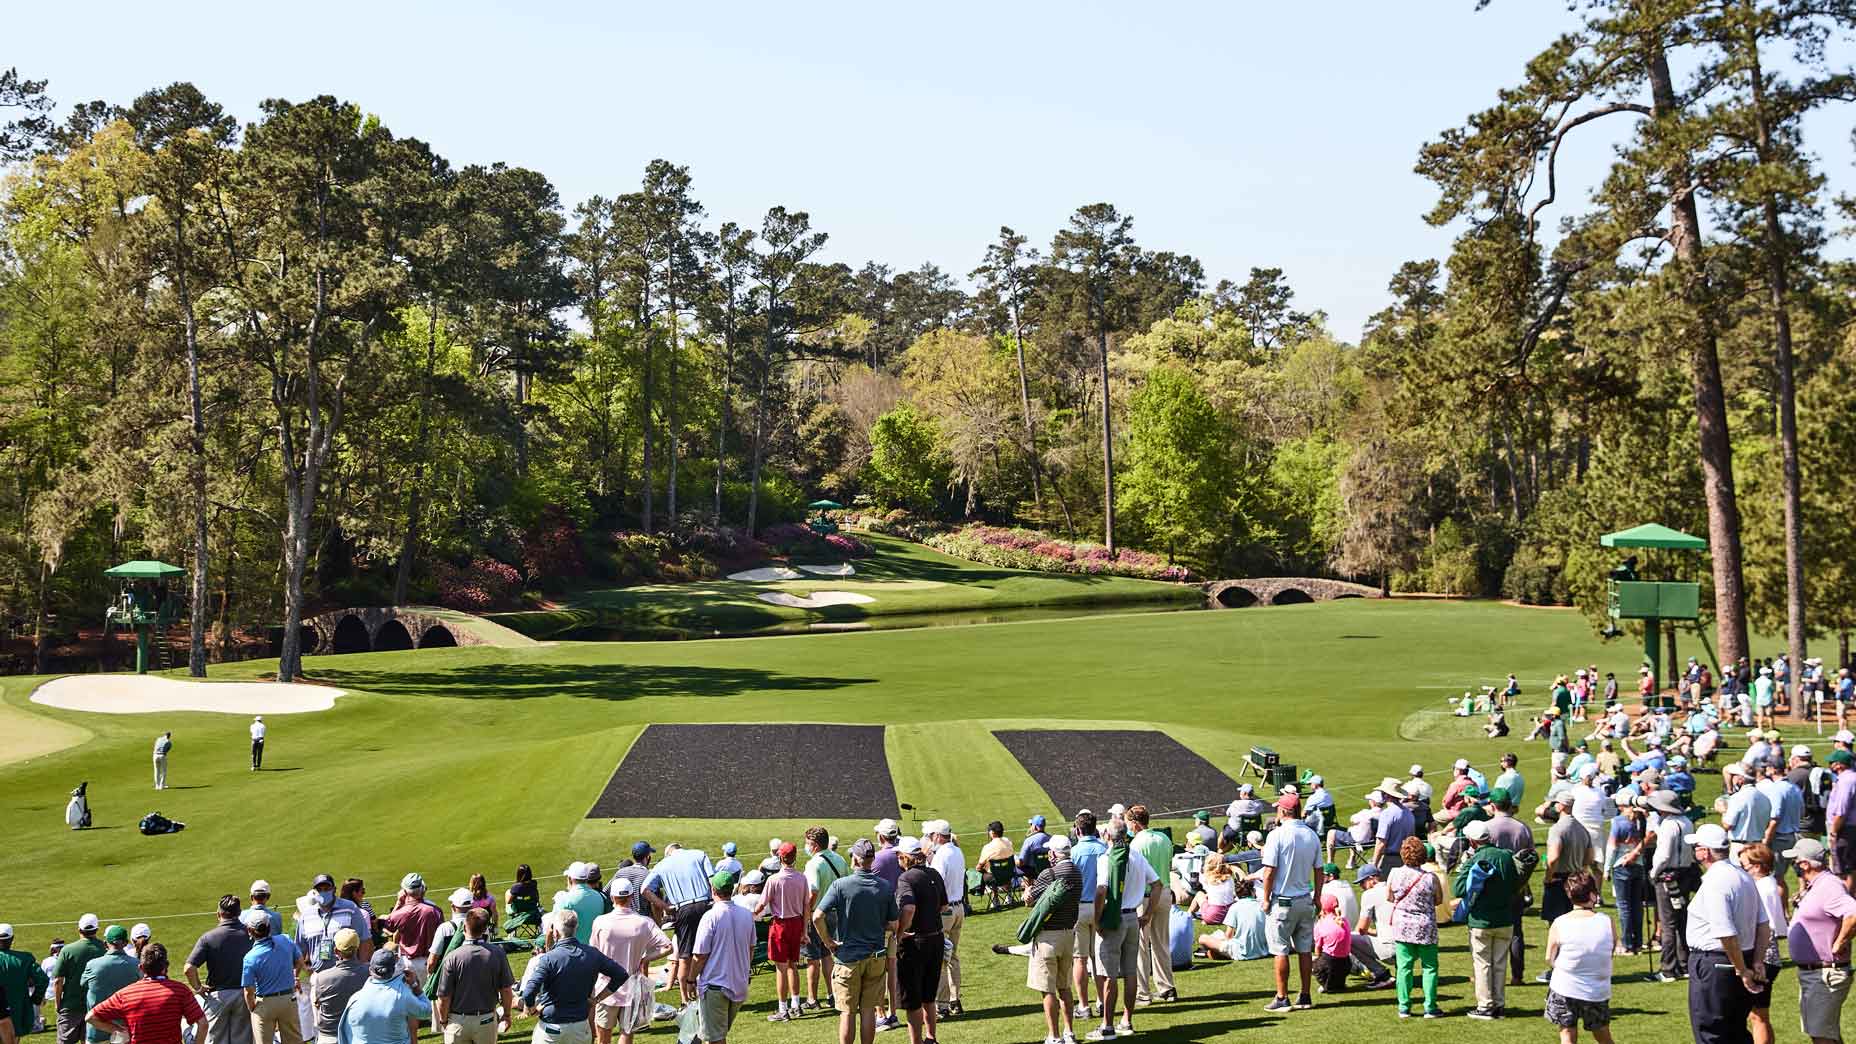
[31,675,347,716]
[757,591,877,609]
[727,566,804,582]
[797,563,856,577]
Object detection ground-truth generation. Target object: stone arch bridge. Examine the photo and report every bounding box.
[1201,577,1383,608]
[299,606,475,655]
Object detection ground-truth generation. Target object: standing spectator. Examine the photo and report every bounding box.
[52,915,106,1044]
[1683,822,1771,1044]
[1125,806,1176,1005]
[1022,834,1080,1044]
[183,897,252,1044]
[553,864,605,947]
[924,821,965,1018]
[1087,820,1155,1041]
[892,838,946,1044]
[1648,790,1697,983]
[336,951,430,1044]
[40,941,66,1035]
[127,929,151,966]
[797,829,848,1014]
[1568,765,1607,852]
[307,930,366,1044]
[762,842,808,1023]
[433,910,514,1044]
[85,945,202,1044]
[588,879,670,1044]
[152,732,172,791]
[644,846,715,1002]
[1386,837,1442,1019]
[1782,838,1856,1044]
[1740,844,1787,1044]
[1757,763,1804,908]
[813,841,898,1044]
[1483,789,1535,985]
[687,875,753,1044]
[248,717,265,771]
[1608,799,1650,956]
[0,924,50,1044]
[1258,799,1320,1013]
[1720,765,1773,865]
[80,927,140,1044]
[611,848,650,909]
[1544,791,1595,929]
[236,908,303,1044]
[1370,785,1416,876]
[246,885,283,940]
[380,876,441,990]
[424,891,477,989]
[517,910,622,1044]
[1068,813,1106,1020]
[1455,819,1522,1020]
[714,844,744,879]
[1544,871,1616,1044]
[867,825,903,1036]
[1828,751,1856,890]
[295,876,371,1033]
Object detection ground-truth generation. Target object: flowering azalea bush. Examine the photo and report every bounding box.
[432,556,524,611]
[761,522,870,558]
[844,509,939,543]
[925,525,1192,582]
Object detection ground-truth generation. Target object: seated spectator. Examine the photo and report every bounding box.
[1312,894,1353,993]
[1188,855,1235,924]
[1194,878,1267,962]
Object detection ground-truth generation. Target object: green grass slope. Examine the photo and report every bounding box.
[0,598,1783,1042]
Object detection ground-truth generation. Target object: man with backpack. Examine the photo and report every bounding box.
[1453,821,1521,1020]
[1790,747,1831,840]
[1648,789,1697,983]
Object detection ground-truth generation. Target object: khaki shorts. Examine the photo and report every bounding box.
[442,1013,497,1044]
[1028,930,1075,993]
[696,989,740,1044]
[1095,915,1141,979]
[1073,906,1098,961]
[592,1004,622,1031]
[531,1020,590,1044]
[831,954,887,1012]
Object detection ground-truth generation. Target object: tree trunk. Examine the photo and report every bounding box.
[275,212,337,684]
[1647,39,1749,666]
[714,311,733,525]
[277,473,312,681]
[1011,313,1041,510]
[393,301,440,607]
[1096,312,1116,554]
[33,559,50,675]
[747,355,768,535]
[1741,9,1808,704]
[640,320,655,533]
[666,305,680,529]
[1665,619,1680,690]
[175,215,210,677]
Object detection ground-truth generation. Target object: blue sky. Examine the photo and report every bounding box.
[15,1,1854,340]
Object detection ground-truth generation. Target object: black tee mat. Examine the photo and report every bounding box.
[588,723,898,819]
[991,729,1238,817]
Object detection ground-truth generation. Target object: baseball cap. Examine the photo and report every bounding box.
[1307,775,1324,787]
[312,874,336,889]
[77,914,99,932]
[103,925,129,945]
[1028,814,1046,829]
[777,841,798,860]
[722,841,737,856]
[874,819,899,837]
[1837,730,1855,744]
[1463,820,1491,841]
[632,841,655,859]
[561,862,588,881]
[369,949,401,980]
[1107,803,1127,817]
[1409,764,1424,776]
[1454,758,1471,771]
[401,872,426,891]
[249,880,271,895]
[1684,823,1730,849]
[0,925,11,940]
[1554,790,1578,806]
[709,870,738,893]
[238,909,269,929]
[1047,834,1073,854]
[1237,783,1254,795]
[1669,755,1688,767]
[924,819,951,836]
[1748,729,1764,740]
[1278,783,1299,796]
[1833,751,1855,767]
[897,837,924,856]
[1275,794,1300,812]
[1354,865,1380,884]
[333,928,360,954]
[448,888,473,908]
[1724,763,1747,778]
[1794,745,1814,759]
[1488,787,1510,805]
[741,870,766,887]
[1784,838,1830,863]
[1321,862,1341,876]
[609,877,635,898]
[849,838,876,861]
[131,924,150,941]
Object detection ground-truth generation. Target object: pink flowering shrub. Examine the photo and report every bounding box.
[925,525,1192,582]
[432,556,524,611]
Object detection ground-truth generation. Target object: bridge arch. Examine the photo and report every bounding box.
[331,615,372,654]
[302,606,484,655]
[373,619,414,651]
[1201,577,1383,608]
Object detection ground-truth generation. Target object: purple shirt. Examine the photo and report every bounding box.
[1829,769,1856,825]
[1789,873,1856,964]
[872,847,902,890]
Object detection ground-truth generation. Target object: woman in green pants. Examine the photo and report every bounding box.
[1385,836,1442,1018]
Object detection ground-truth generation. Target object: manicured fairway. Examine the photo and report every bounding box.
[0,595,1790,1043]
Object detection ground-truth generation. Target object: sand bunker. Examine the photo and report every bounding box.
[797,563,856,577]
[31,675,347,716]
[727,566,803,582]
[757,591,877,609]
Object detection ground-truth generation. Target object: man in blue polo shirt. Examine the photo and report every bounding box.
[336,950,429,1044]
[642,845,715,1002]
[1068,812,1107,1020]
[1018,817,1052,879]
[239,909,304,1044]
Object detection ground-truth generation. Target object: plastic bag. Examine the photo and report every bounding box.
[614,972,655,1035]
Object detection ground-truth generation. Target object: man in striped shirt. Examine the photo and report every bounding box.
[86,946,203,1044]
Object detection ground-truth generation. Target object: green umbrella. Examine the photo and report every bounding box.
[808,499,844,510]
[1599,523,1706,550]
[104,560,187,579]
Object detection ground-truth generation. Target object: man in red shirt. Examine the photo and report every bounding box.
[381,875,442,991]
[86,945,202,1044]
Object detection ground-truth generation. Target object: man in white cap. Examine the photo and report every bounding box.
[1683,822,1770,1041]
[1223,786,1266,846]
[247,884,284,939]
[588,879,669,1044]
[1719,763,1773,865]
[382,875,442,989]
[892,837,947,1044]
[126,926,152,963]
[923,821,965,1017]
[1441,760,1476,814]
[1403,765,1431,805]
[50,915,104,1044]
[249,717,266,771]
[239,907,305,1044]
[425,889,478,989]
[868,820,904,1034]
[1369,784,1414,876]
[552,864,604,948]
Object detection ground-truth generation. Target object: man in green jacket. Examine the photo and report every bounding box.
[1452,821,1519,1021]
[0,924,51,1044]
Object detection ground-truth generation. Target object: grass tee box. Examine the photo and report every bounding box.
[992,728,1238,818]
[588,723,898,820]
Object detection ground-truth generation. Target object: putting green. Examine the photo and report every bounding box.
[0,596,1779,1042]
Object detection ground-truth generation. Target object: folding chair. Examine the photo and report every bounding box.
[983,858,1017,911]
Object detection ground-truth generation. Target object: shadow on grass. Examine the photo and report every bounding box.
[312,662,877,702]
